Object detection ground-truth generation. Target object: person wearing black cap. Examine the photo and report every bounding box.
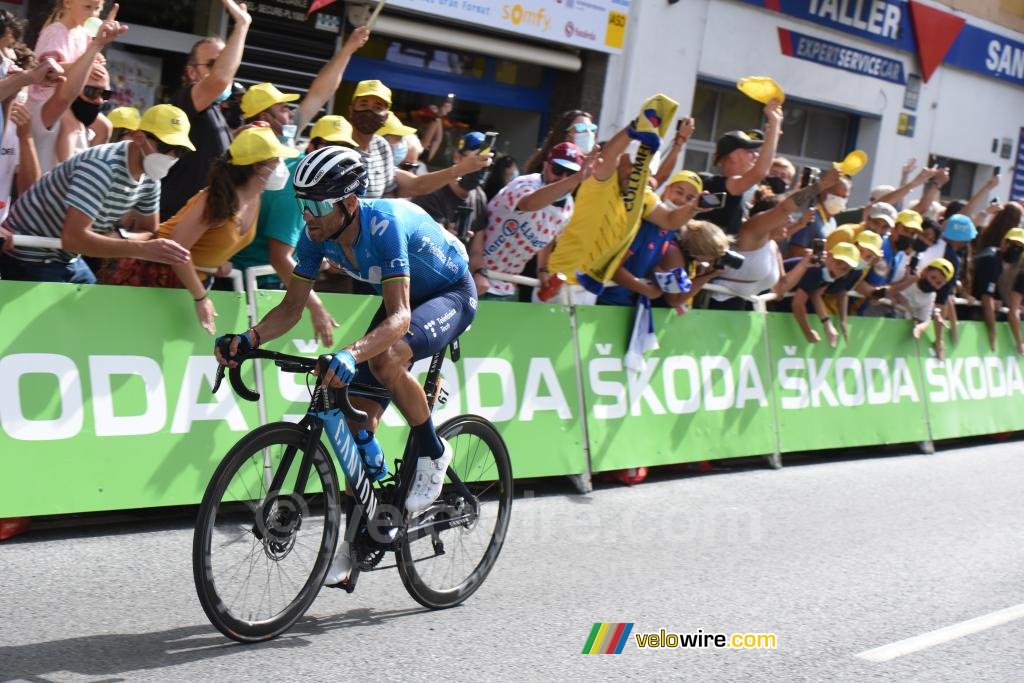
[700,100,783,236]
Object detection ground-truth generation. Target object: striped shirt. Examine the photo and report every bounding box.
[9,141,160,263]
[361,135,397,199]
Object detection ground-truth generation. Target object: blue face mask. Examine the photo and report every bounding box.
[391,139,408,166]
[213,83,232,105]
[279,124,297,146]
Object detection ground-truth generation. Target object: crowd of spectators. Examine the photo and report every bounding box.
[0,1,1021,362]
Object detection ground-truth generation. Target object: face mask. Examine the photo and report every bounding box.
[762,176,788,194]
[858,259,868,270]
[350,108,387,135]
[213,83,232,105]
[222,102,243,130]
[821,267,837,283]
[918,279,937,293]
[912,237,929,253]
[1002,246,1024,263]
[279,124,297,146]
[662,199,681,211]
[573,131,595,155]
[893,235,912,252]
[264,160,288,191]
[391,139,408,167]
[143,152,178,181]
[71,98,101,126]
[822,194,847,216]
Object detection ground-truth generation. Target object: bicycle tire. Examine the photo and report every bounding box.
[192,422,341,643]
[396,414,513,609]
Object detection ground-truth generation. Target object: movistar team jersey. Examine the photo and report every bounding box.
[293,198,468,301]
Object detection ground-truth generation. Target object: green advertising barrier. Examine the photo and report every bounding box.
[761,312,932,452]
[255,292,585,479]
[575,306,778,472]
[0,282,257,517]
[918,320,1024,441]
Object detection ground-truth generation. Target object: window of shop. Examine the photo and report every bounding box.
[684,80,856,175]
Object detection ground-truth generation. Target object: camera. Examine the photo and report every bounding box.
[909,254,920,274]
[800,166,821,188]
[811,238,826,265]
[713,249,745,270]
[698,192,727,210]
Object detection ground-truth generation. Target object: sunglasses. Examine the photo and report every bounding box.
[567,122,597,134]
[295,197,339,218]
[550,163,575,177]
[83,85,113,101]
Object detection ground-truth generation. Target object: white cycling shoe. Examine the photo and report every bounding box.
[323,541,352,587]
[405,438,453,515]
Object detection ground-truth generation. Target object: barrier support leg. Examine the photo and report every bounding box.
[566,290,593,494]
[755,298,784,469]
[912,336,936,456]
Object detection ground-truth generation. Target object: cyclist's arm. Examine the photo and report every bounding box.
[346,277,411,362]
[251,273,313,344]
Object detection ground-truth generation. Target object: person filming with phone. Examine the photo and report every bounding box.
[411,131,492,243]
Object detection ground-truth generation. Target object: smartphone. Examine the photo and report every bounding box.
[698,192,726,209]
[994,166,1001,177]
[446,92,455,103]
[927,154,937,168]
[675,119,682,132]
[480,131,498,156]
[811,238,826,264]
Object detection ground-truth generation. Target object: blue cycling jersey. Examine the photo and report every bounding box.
[293,198,469,301]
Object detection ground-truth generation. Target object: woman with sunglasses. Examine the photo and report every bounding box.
[103,126,298,334]
[524,109,596,174]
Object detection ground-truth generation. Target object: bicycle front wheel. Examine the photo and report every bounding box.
[396,414,513,609]
[192,422,340,643]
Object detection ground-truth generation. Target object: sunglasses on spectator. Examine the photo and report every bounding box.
[296,197,340,218]
[549,163,574,177]
[190,59,217,70]
[567,122,597,134]
[83,86,113,100]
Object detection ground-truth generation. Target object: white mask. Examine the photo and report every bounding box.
[573,131,595,155]
[264,159,288,191]
[823,194,847,216]
[143,153,178,181]
[662,199,681,210]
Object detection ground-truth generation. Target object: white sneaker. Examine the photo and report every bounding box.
[405,438,453,515]
[323,541,351,586]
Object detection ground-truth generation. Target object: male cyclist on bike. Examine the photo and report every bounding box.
[214,145,478,586]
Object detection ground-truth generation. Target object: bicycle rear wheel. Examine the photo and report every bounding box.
[396,415,512,609]
[192,422,340,643]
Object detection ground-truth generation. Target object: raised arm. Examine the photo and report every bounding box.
[726,99,782,196]
[651,117,694,189]
[192,0,251,112]
[296,26,369,130]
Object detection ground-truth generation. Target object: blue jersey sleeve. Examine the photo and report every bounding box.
[292,228,326,283]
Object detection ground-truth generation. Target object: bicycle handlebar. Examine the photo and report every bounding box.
[212,347,367,423]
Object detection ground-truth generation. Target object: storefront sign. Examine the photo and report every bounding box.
[383,0,629,53]
[778,27,906,84]
[897,112,915,137]
[740,0,1024,87]
[1012,127,1024,203]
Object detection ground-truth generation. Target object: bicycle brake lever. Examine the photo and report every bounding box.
[212,364,225,394]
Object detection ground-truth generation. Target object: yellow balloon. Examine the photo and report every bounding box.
[736,77,785,105]
[834,150,868,176]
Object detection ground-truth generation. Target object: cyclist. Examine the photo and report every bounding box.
[214,145,476,586]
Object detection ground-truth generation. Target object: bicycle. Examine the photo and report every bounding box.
[192,338,513,643]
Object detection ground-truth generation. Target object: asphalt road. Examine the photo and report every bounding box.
[2,439,1023,682]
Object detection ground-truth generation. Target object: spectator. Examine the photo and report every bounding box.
[785,173,852,258]
[412,131,489,242]
[767,156,795,192]
[218,81,245,131]
[102,126,296,334]
[470,142,587,301]
[29,0,99,103]
[821,230,885,324]
[971,227,1024,351]
[780,242,859,346]
[378,111,419,169]
[160,0,251,218]
[887,257,955,359]
[482,154,518,201]
[229,115,355,344]
[345,79,491,199]
[525,109,595,174]
[825,202,897,250]
[977,201,1023,249]
[0,98,41,224]
[700,99,783,236]
[106,105,139,141]
[0,104,193,283]
[876,209,926,287]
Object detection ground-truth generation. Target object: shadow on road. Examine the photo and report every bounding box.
[0,606,427,682]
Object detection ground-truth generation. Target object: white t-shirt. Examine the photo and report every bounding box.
[896,282,937,322]
[0,118,20,222]
[481,173,574,296]
[31,100,89,175]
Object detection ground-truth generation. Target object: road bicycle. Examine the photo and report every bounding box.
[192,338,513,643]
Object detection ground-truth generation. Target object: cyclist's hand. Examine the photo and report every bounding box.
[320,350,356,388]
[196,296,217,335]
[214,331,254,368]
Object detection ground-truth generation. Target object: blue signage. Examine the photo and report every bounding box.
[779,27,906,83]
[1012,127,1024,203]
[740,0,1024,87]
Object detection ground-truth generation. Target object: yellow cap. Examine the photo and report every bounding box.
[896,209,923,231]
[353,79,392,106]
[833,149,868,176]
[228,126,299,166]
[666,170,703,194]
[856,230,884,257]
[927,257,955,283]
[308,115,356,146]
[108,106,140,131]
[241,82,299,120]
[378,112,417,137]
[736,76,785,104]
[1004,227,1024,245]
[829,242,861,268]
[139,104,195,151]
